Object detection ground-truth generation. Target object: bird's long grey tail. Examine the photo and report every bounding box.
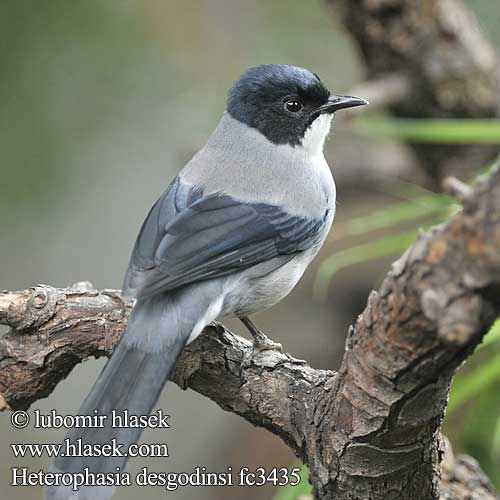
[44,292,193,500]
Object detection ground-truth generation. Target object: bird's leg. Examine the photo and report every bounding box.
[239,316,282,352]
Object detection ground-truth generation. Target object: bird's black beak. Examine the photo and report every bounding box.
[318,95,369,114]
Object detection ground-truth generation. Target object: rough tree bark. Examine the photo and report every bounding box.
[2,168,500,500]
[329,0,500,186]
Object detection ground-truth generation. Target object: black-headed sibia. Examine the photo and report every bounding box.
[46,64,367,500]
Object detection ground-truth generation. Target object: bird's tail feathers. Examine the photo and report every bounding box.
[45,293,190,500]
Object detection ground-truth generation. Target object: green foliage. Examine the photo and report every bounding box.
[445,321,500,484]
[448,323,500,415]
[354,117,500,144]
[271,464,311,500]
[313,183,455,300]
[313,229,417,301]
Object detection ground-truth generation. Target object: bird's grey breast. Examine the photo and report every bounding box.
[179,113,336,220]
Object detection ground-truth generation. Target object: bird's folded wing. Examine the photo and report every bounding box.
[124,177,327,299]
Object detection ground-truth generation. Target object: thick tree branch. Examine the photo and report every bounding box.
[2,167,500,499]
[306,165,500,499]
[0,283,335,451]
[329,0,500,184]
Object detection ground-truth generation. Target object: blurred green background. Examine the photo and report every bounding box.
[1,1,499,499]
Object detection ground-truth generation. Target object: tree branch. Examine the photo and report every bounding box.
[0,283,336,451]
[329,0,500,184]
[2,167,500,499]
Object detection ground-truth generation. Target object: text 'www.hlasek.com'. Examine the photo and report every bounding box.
[10,409,302,492]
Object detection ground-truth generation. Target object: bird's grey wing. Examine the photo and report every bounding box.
[122,177,203,296]
[126,179,329,299]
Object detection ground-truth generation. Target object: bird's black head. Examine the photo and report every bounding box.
[227,64,367,147]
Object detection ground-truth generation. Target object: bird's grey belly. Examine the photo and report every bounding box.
[219,205,334,318]
[220,249,316,318]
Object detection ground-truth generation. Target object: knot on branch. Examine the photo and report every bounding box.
[421,289,482,345]
[0,285,58,332]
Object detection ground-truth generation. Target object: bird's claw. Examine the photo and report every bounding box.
[253,336,283,352]
[240,336,283,374]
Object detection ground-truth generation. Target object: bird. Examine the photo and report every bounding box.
[45,64,367,500]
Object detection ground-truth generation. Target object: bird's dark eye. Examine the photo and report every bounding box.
[284,100,303,113]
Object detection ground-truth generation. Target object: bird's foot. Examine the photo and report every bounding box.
[235,316,284,374]
[239,317,283,373]
[240,339,283,374]
[251,332,283,352]
[239,316,282,350]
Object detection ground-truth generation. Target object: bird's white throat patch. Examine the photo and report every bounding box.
[300,113,333,155]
